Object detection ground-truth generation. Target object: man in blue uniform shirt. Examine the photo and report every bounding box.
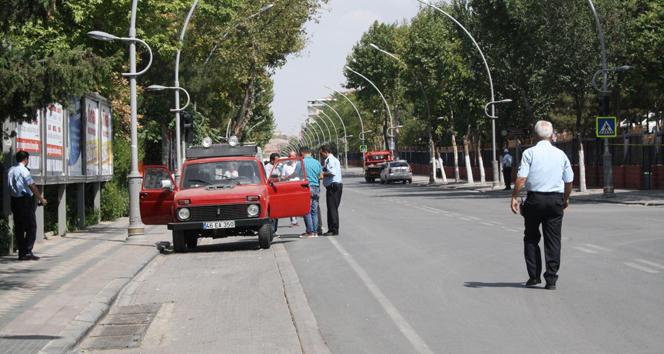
[8,151,47,260]
[320,145,343,236]
[511,121,574,290]
[300,147,322,238]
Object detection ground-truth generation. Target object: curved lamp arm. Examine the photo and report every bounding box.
[170,87,191,112]
[324,86,365,142]
[121,37,153,77]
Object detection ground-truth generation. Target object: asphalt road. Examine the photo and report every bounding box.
[285,176,664,354]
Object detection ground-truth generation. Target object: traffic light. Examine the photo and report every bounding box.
[598,95,610,116]
[181,111,194,144]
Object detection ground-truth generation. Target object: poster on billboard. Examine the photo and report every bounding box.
[46,103,65,175]
[100,103,113,176]
[85,98,99,176]
[16,112,42,175]
[68,98,83,176]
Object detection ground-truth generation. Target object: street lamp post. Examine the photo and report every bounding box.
[324,86,367,151]
[173,0,199,182]
[318,111,340,147]
[416,0,502,188]
[146,85,191,111]
[345,66,397,155]
[319,102,349,169]
[313,113,334,146]
[310,120,328,145]
[244,118,266,141]
[88,0,154,236]
[586,0,633,197]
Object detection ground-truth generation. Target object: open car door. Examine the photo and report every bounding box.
[268,158,310,218]
[140,165,176,225]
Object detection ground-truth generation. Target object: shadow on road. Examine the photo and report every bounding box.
[0,335,61,340]
[464,281,528,289]
[190,238,294,253]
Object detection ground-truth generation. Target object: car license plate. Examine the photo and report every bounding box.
[203,220,235,230]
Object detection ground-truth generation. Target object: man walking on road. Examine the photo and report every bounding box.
[502,149,513,190]
[8,151,47,260]
[300,147,322,238]
[511,121,574,290]
[320,145,342,236]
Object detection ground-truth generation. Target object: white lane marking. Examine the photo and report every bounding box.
[635,259,664,270]
[466,216,481,221]
[584,244,611,252]
[624,262,660,274]
[573,246,598,254]
[480,222,494,227]
[328,238,434,354]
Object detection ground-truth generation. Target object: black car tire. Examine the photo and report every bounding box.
[408,179,413,184]
[365,177,375,183]
[380,179,385,184]
[258,222,272,249]
[173,230,187,253]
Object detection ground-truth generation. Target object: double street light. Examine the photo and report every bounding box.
[324,86,368,150]
[88,0,154,236]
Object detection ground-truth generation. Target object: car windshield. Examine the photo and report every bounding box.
[391,162,408,167]
[182,160,261,189]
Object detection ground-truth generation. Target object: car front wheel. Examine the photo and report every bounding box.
[258,222,273,249]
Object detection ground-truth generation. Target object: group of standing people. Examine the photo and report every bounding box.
[265,145,343,238]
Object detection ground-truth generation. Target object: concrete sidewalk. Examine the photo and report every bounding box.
[0,218,167,354]
[409,174,664,206]
[75,235,329,354]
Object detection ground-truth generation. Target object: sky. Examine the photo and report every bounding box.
[271,0,420,135]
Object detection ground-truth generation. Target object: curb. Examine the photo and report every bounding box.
[273,243,331,354]
[38,246,160,354]
[571,197,664,207]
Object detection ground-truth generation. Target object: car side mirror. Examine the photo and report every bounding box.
[161,179,174,191]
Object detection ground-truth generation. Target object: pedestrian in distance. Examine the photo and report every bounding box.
[299,147,322,238]
[502,149,513,190]
[320,145,343,236]
[8,151,47,261]
[511,120,574,290]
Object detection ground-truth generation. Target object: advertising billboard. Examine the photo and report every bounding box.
[100,103,113,176]
[46,103,65,175]
[16,112,42,175]
[85,98,99,176]
[68,98,83,176]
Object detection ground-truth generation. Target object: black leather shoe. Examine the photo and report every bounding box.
[545,283,556,290]
[323,232,338,236]
[525,278,541,286]
[18,255,30,261]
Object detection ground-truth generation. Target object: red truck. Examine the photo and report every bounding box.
[139,144,310,252]
[363,150,393,183]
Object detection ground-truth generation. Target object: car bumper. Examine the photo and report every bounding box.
[385,173,412,181]
[168,218,270,231]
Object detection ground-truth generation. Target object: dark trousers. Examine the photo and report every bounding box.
[11,196,37,256]
[503,167,512,189]
[521,192,564,284]
[317,204,322,235]
[325,183,343,233]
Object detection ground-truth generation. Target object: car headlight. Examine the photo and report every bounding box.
[177,208,191,221]
[247,204,260,217]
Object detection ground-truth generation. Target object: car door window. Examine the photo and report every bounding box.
[272,158,305,182]
[144,168,171,189]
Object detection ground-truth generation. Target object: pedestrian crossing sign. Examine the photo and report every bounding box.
[360,145,368,153]
[596,117,617,138]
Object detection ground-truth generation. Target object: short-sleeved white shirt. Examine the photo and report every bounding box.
[517,140,574,193]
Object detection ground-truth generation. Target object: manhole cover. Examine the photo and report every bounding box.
[82,303,162,351]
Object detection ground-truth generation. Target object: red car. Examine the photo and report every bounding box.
[139,144,310,252]
[363,150,393,183]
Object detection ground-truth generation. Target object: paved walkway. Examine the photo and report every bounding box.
[0,218,167,354]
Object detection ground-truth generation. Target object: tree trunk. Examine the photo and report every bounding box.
[477,134,486,184]
[578,140,587,192]
[451,133,460,183]
[438,148,448,184]
[463,135,474,184]
[429,130,436,184]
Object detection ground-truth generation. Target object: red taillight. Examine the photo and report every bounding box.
[177,199,191,206]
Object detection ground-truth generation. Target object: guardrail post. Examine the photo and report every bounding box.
[35,185,45,241]
[93,182,101,224]
[57,184,66,236]
[77,183,86,228]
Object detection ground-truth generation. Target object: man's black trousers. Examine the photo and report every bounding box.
[503,166,512,189]
[11,196,37,257]
[521,192,564,285]
[325,183,343,234]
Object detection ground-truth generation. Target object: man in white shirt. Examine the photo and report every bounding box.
[511,121,574,290]
[502,149,513,190]
[281,151,300,227]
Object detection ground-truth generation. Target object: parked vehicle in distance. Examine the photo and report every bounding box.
[380,160,413,184]
[139,143,310,252]
[363,150,393,183]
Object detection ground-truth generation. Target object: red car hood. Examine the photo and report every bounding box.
[175,184,267,206]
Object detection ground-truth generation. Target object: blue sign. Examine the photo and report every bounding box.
[68,98,83,176]
[596,117,617,138]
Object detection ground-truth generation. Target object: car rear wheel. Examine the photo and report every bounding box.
[258,222,273,249]
[173,231,186,253]
[408,179,413,184]
[365,177,374,183]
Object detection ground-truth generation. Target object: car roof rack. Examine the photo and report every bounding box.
[187,144,259,159]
